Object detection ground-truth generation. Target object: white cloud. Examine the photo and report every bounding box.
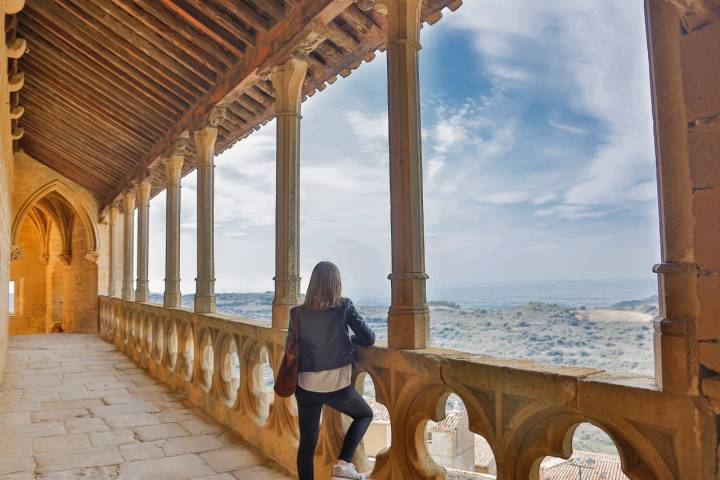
[446,0,655,219]
[547,119,586,135]
[476,191,530,205]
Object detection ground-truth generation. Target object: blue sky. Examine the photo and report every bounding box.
[147,0,659,301]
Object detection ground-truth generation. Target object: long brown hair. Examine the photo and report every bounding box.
[304,261,342,309]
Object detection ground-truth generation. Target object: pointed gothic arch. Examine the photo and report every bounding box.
[11,179,99,263]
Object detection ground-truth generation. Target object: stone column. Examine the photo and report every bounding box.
[385,0,429,349]
[135,177,151,303]
[164,142,185,309]
[121,189,136,301]
[194,107,225,313]
[108,203,120,298]
[646,0,697,395]
[271,58,307,328]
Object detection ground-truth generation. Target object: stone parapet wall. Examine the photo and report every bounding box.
[99,297,716,479]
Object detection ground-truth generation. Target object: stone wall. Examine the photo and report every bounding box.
[0,4,18,379]
[8,220,46,334]
[9,151,107,334]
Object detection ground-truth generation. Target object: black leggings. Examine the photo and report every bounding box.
[295,385,373,480]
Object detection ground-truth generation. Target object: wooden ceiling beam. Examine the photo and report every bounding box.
[20,23,182,125]
[22,143,115,196]
[22,50,172,135]
[21,135,132,192]
[49,0,200,104]
[204,0,270,33]
[113,0,236,67]
[87,0,218,84]
[65,0,212,93]
[157,0,248,58]
[23,3,190,111]
[252,0,286,21]
[103,0,355,207]
[22,94,150,159]
[22,115,138,177]
[24,83,157,149]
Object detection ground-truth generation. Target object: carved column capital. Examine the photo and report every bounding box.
[122,188,136,213]
[10,244,22,261]
[272,58,309,116]
[207,105,227,129]
[171,132,190,157]
[136,177,152,208]
[164,155,184,187]
[292,21,330,58]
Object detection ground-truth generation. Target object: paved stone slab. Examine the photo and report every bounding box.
[233,465,290,480]
[35,466,118,479]
[90,401,159,417]
[133,422,188,441]
[200,446,266,473]
[33,433,91,454]
[119,442,164,462]
[180,418,225,435]
[105,413,160,429]
[65,417,110,434]
[0,447,33,476]
[89,429,137,447]
[35,447,123,474]
[41,399,104,411]
[32,408,91,423]
[163,434,224,456]
[117,453,215,479]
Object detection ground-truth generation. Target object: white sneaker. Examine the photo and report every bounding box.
[332,461,367,479]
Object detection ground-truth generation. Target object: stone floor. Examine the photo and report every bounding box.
[0,334,292,479]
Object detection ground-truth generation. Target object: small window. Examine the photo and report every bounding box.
[426,431,433,444]
[8,280,16,315]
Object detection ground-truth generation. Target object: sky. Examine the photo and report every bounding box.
[146,0,660,302]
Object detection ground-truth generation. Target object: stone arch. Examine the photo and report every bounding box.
[11,179,99,262]
[504,406,677,480]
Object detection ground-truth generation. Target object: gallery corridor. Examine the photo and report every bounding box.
[0,334,291,479]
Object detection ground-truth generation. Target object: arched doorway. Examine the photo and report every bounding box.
[9,182,99,334]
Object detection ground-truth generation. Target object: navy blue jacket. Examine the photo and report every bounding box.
[286,298,375,373]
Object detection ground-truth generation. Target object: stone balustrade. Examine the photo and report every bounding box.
[98,296,714,479]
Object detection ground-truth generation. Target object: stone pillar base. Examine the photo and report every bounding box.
[387,305,429,349]
[194,291,216,314]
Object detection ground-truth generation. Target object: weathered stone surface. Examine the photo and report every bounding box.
[162,434,224,456]
[90,402,159,418]
[31,409,89,423]
[65,417,110,434]
[180,417,225,435]
[696,275,720,341]
[200,446,266,473]
[41,399,104,411]
[35,447,123,474]
[35,466,118,479]
[117,454,215,479]
[105,413,160,429]
[681,19,720,120]
[0,447,33,476]
[33,433,91,454]
[89,430,137,447]
[693,187,720,273]
[119,442,164,462]
[233,465,290,480]
[133,422,188,441]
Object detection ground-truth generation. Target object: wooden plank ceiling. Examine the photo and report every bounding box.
[15,0,462,205]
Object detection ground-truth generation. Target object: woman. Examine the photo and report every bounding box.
[287,261,376,480]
